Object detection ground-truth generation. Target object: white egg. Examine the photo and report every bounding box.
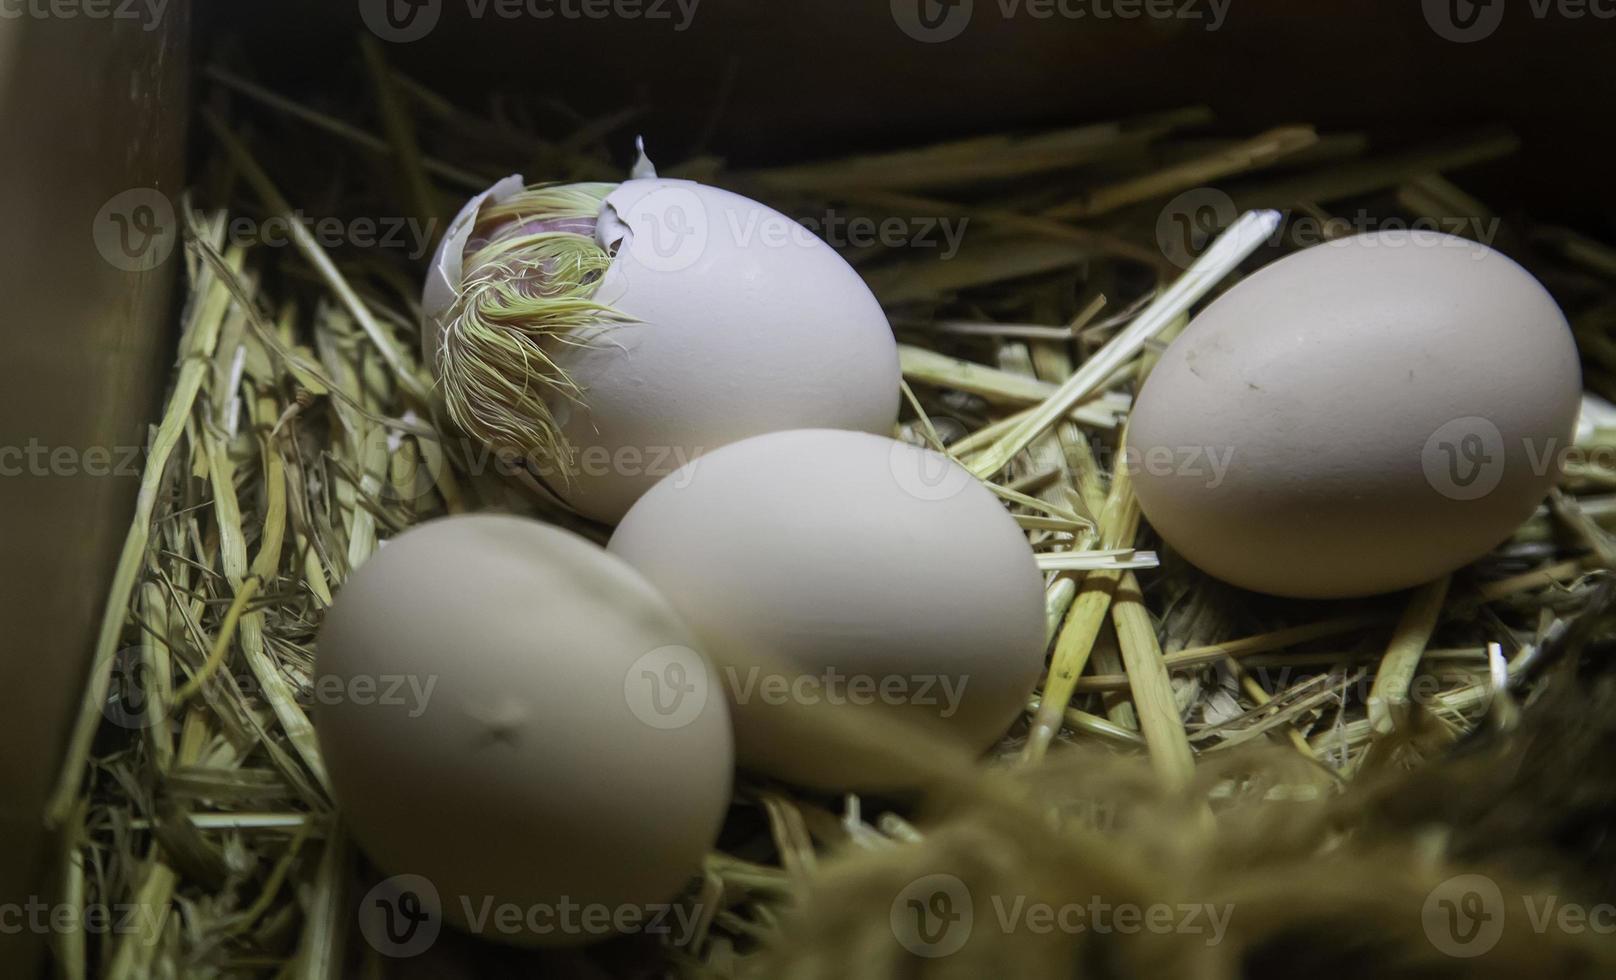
[607,429,1048,790]
[1129,231,1582,598]
[424,176,901,524]
[315,515,732,946]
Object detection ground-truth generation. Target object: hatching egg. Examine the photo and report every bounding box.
[1129,231,1581,598]
[315,515,732,946]
[607,429,1047,790]
[423,175,901,524]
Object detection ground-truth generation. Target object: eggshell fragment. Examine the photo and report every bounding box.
[315,515,732,946]
[608,429,1047,790]
[1128,231,1582,598]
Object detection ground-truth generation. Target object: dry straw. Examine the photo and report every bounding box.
[46,41,1616,980]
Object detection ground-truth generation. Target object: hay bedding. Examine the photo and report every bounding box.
[42,40,1616,980]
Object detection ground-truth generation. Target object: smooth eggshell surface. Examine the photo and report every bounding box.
[314,515,732,946]
[550,179,901,523]
[1128,231,1581,598]
[607,429,1047,790]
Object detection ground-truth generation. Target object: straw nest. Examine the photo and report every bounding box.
[45,37,1616,980]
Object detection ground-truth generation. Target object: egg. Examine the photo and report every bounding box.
[314,515,732,946]
[607,429,1047,790]
[1128,231,1582,598]
[423,174,901,524]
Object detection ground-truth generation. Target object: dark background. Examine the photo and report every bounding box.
[3,1,1614,975]
[212,0,1616,229]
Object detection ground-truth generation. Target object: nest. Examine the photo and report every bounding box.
[45,36,1616,980]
